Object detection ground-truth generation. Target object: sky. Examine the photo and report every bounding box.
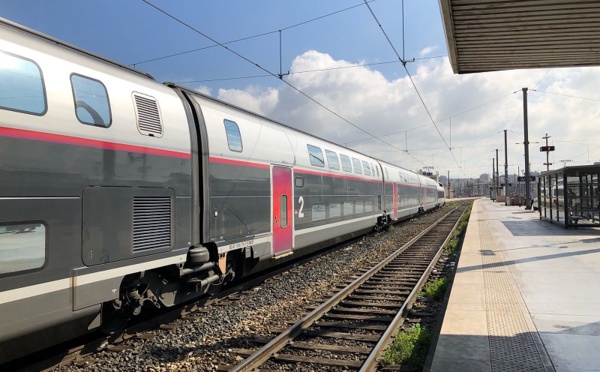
[2,0,600,180]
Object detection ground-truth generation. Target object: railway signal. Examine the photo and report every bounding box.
[541,133,554,172]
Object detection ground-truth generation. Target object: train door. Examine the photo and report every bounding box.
[393,182,398,219]
[272,166,292,255]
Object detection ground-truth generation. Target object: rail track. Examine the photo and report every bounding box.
[5,204,466,371]
[229,204,467,371]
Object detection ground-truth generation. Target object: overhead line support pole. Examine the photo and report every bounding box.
[523,87,532,210]
[504,130,508,206]
[496,149,499,201]
[278,30,283,79]
[492,157,495,200]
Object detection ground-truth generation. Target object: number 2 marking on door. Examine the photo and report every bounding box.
[298,196,305,218]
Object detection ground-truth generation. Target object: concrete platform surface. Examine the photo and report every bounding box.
[428,198,600,372]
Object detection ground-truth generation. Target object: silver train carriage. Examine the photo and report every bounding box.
[0,17,442,363]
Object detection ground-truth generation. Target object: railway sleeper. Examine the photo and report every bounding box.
[340,300,401,309]
[354,289,410,295]
[324,313,394,322]
[287,341,372,355]
[333,306,397,315]
[316,321,388,331]
[347,294,406,302]
[270,353,364,369]
[357,284,414,290]
[369,276,420,283]
[302,329,381,342]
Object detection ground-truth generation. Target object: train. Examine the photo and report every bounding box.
[0,17,445,363]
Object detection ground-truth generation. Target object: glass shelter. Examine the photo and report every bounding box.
[538,165,600,228]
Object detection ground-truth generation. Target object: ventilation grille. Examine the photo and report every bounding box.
[133,196,171,251]
[134,93,163,137]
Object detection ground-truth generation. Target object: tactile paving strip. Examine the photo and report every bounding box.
[479,214,549,372]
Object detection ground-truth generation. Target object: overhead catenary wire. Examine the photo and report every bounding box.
[141,0,425,166]
[343,91,517,147]
[362,0,463,175]
[530,89,600,102]
[131,1,378,67]
[175,56,447,85]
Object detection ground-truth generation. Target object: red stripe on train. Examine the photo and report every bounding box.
[0,126,191,159]
[209,156,271,169]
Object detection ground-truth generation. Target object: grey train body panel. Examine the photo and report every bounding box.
[0,17,193,364]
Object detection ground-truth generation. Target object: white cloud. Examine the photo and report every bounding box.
[216,50,600,178]
[218,86,278,116]
[193,85,212,96]
[420,45,438,57]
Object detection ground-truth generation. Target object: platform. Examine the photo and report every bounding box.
[428,198,600,372]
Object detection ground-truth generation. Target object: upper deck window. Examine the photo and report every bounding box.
[307,144,324,167]
[352,158,362,174]
[0,52,46,115]
[362,161,372,176]
[340,154,353,172]
[224,119,243,152]
[325,150,340,170]
[71,74,111,127]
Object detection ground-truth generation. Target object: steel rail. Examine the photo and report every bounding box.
[231,205,464,372]
[360,206,467,371]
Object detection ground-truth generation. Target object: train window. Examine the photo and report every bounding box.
[340,154,353,172]
[295,177,304,188]
[0,52,46,115]
[0,223,46,275]
[362,161,372,176]
[307,144,324,167]
[330,203,341,218]
[355,201,364,213]
[352,158,362,174]
[312,204,326,221]
[325,150,340,170]
[224,119,243,152]
[280,195,288,228]
[343,202,353,215]
[133,92,163,137]
[71,74,111,127]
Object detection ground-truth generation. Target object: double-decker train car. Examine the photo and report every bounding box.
[0,17,443,363]
[437,182,447,207]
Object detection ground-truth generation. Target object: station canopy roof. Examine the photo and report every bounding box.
[438,0,600,74]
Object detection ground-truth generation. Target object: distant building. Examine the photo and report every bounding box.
[480,173,491,182]
[418,169,439,183]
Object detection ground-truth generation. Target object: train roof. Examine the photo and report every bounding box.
[1,16,427,179]
[171,84,416,171]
